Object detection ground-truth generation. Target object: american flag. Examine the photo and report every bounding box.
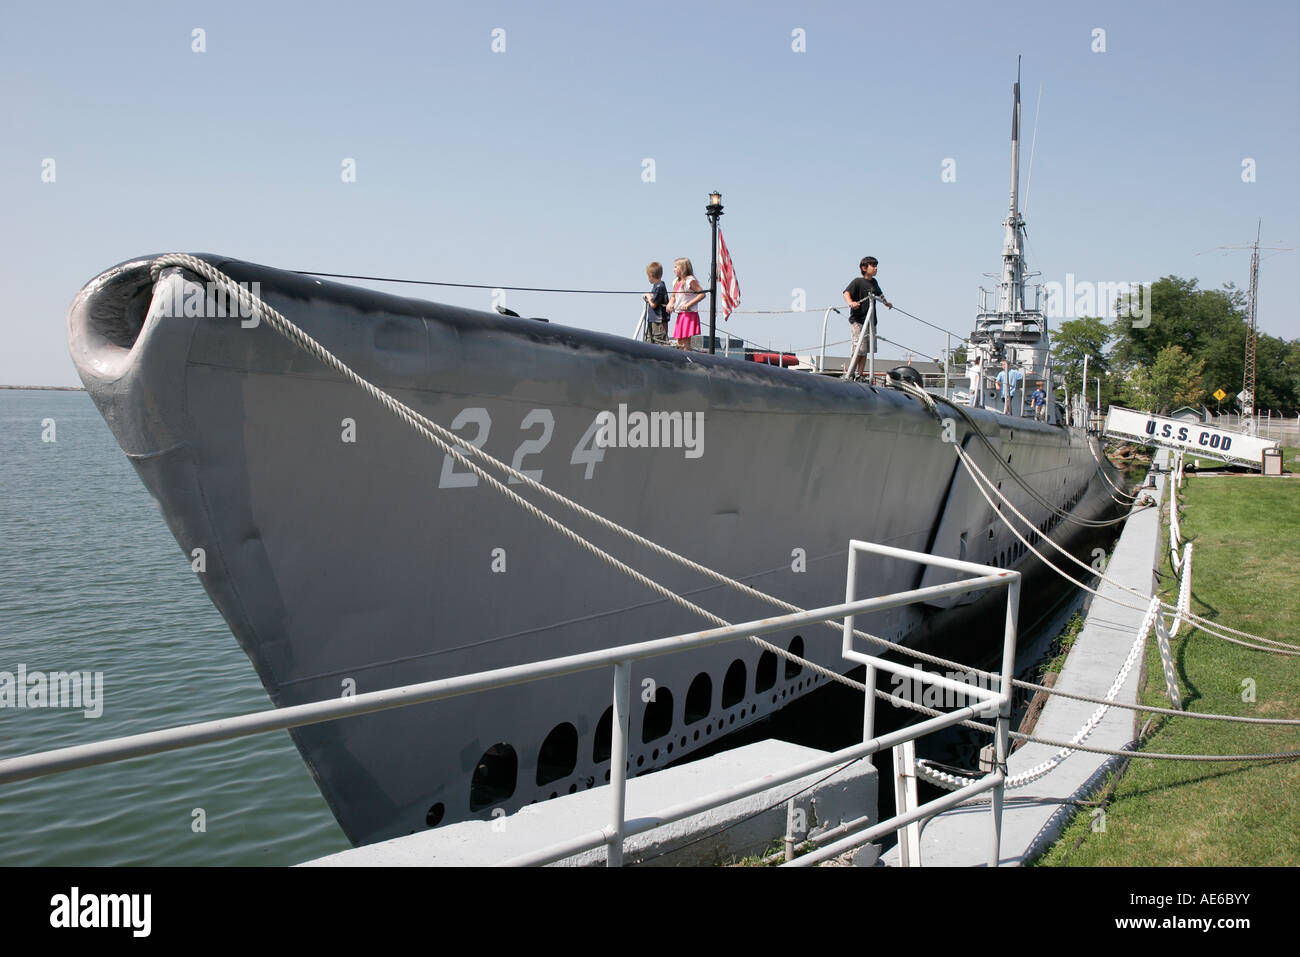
[717,228,741,320]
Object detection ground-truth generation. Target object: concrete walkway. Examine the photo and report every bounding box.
[882,457,1166,866]
[303,739,876,867]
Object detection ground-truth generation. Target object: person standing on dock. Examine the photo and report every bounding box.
[843,256,892,378]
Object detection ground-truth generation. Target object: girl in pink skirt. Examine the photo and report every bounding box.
[670,257,705,350]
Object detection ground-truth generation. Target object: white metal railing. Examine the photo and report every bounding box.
[841,299,878,380]
[818,306,839,371]
[1170,467,1184,574]
[0,540,1019,868]
[631,301,649,342]
[810,539,1019,867]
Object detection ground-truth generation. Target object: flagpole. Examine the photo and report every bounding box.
[706,191,723,355]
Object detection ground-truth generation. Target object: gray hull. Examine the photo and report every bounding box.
[68,255,1122,845]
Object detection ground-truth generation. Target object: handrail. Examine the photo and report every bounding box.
[842,298,878,380]
[818,306,838,371]
[631,301,648,342]
[643,294,965,377]
[1,539,1020,868]
[0,584,975,788]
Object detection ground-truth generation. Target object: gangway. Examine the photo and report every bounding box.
[1103,405,1280,471]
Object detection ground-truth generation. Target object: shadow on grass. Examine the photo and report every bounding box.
[1173,629,1201,707]
[1114,740,1293,803]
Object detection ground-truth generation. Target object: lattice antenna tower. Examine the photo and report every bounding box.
[1213,223,1292,434]
[1242,222,1260,430]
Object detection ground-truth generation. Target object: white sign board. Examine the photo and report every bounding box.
[1103,405,1279,470]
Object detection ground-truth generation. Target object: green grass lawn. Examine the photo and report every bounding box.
[1034,475,1300,866]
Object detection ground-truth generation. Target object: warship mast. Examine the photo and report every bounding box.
[999,63,1025,316]
[973,61,1051,420]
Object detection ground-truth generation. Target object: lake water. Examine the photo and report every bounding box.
[0,390,350,865]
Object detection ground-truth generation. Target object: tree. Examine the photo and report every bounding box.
[1108,276,1298,413]
[1052,316,1110,380]
[1254,334,1300,412]
[1111,276,1241,375]
[1045,317,1128,410]
[1283,340,1300,409]
[1128,345,1204,415]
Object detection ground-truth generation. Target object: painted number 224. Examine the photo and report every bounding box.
[437,408,606,488]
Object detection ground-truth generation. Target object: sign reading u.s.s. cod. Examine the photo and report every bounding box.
[1103,405,1279,470]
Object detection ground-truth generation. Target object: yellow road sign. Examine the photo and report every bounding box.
[1213,388,1227,401]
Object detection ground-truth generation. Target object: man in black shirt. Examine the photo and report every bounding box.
[842,256,893,378]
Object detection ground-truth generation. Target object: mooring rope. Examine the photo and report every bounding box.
[152,256,1107,709]
[1169,543,1192,639]
[1169,467,1185,576]
[940,423,1300,655]
[146,256,1300,777]
[926,390,1139,530]
[155,259,1056,701]
[149,255,873,698]
[919,598,1156,790]
[1089,439,1141,504]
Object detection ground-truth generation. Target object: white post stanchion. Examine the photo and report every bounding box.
[892,741,921,867]
[1154,609,1184,710]
[867,298,877,382]
[1169,543,1193,639]
[607,660,632,867]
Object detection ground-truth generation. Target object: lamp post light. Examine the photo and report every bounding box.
[706,191,723,355]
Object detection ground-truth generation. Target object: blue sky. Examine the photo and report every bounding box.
[2,0,1297,385]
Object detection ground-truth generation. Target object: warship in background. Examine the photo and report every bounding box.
[66,76,1125,847]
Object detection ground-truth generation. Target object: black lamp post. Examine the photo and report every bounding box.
[706,191,723,355]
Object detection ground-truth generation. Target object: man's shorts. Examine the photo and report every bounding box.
[849,320,877,355]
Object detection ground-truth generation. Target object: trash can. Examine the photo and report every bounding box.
[1263,448,1283,476]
